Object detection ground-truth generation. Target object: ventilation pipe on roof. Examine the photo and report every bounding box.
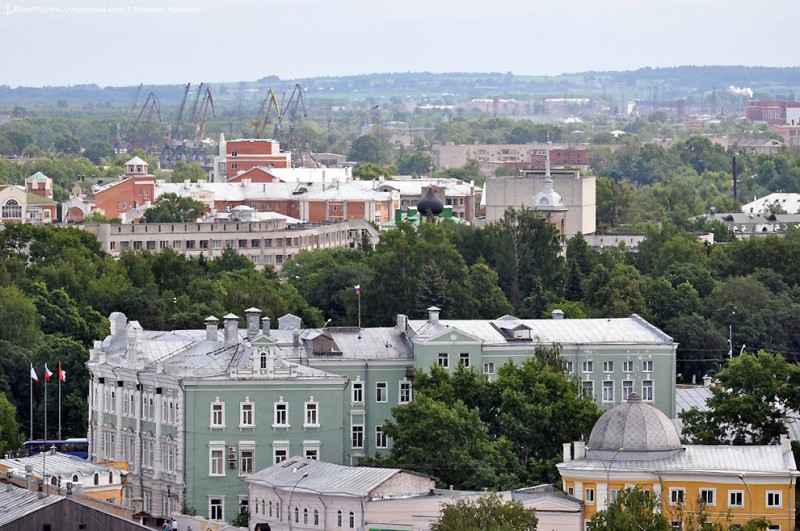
[293,329,301,349]
[245,308,261,340]
[262,316,271,336]
[223,314,239,348]
[573,441,586,460]
[427,306,440,325]
[205,316,219,342]
[563,442,572,463]
[551,309,565,320]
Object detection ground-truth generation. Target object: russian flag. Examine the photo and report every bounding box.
[44,364,53,382]
[354,284,361,296]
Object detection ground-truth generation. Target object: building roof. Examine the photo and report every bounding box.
[742,193,800,215]
[247,456,427,498]
[0,487,63,526]
[588,394,682,454]
[371,178,474,197]
[303,182,392,202]
[125,156,148,167]
[0,452,117,479]
[407,314,674,346]
[25,171,50,182]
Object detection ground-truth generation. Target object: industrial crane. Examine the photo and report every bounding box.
[116,83,143,150]
[276,84,309,166]
[161,83,192,166]
[129,91,162,151]
[251,88,280,138]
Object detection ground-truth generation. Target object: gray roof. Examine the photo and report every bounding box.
[0,487,63,526]
[0,452,117,479]
[408,314,673,345]
[589,394,682,453]
[560,445,798,477]
[247,457,415,498]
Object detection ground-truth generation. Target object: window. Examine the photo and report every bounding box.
[642,380,654,401]
[399,381,412,403]
[314,509,319,525]
[700,488,715,506]
[352,382,363,404]
[304,448,318,460]
[642,360,653,372]
[210,448,224,476]
[210,401,224,428]
[304,401,319,427]
[767,491,782,508]
[602,381,614,403]
[582,380,594,399]
[349,511,355,528]
[240,401,254,428]
[669,488,686,505]
[337,510,342,527]
[459,353,470,367]
[582,361,593,373]
[566,361,574,374]
[438,353,449,368]
[376,425,387,448]
[210,498,223,520]
[273,401,288,427]
[240,449,254,476]
[603,361,614,373]
[376,382,387,403]
[273,449,287,464]
[351,425,364,448]
[585,488,595,504]
[2,199,22,219]
[729,490,744,508]
[623,361,634,373]
[622,380,634,401]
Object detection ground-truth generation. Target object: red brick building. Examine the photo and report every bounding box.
[225,139,291,179]
[745,100,800,125]
[94,157,155,219]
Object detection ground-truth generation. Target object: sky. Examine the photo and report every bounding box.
[0,0,798,87]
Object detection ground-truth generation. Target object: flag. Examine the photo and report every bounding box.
[30,364,39,382]
[354,284,361,295]
[44,364,53,382]
[58,363,66,382]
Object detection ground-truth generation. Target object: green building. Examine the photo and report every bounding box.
[87,307,675,523]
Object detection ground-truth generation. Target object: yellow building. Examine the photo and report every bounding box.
[558,393,799,530]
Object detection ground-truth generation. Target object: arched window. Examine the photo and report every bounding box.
[50,476,58,485]
[2,199,21,219]
[261,499,265,515]
[303,508,308,524]
[294,506,299,523]
[72,474,78,483]
[108,472,113,484]
[261,351,267,369]
[314,508,319,525]
[349,510,355,528]
[93,473,99,486]
[269,500,272,517]
[337,510,342,527]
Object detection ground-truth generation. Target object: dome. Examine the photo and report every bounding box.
[417,187,444,217]
[588,393,682,453]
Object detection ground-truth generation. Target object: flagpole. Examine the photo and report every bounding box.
[29,369,33,441]
[357,290,362,336]
[58,363,62,441]
[44,370,47,443]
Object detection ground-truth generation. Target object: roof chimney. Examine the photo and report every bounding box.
[573,441,586,460]
[563,442,572,463]
[551,309,565,320]
[427,306,441,324]
[262,316,271,336]
[205,316,219,342]
[223,313,239,348]
[293,329,301,349]
[245,307,261,340]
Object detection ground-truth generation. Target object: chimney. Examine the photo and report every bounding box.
[25,465,32,490]
[563,442,572,463]
[573,441,586,460]
[223,313,239,348]
[293,329,301,349]
[245,307,261,340]
[427,306,440,324]
[551,309,565,320]
[781,434,792,453]
[703,374,713,387]
[262,316,271,336]
[132,496,144,515]
[396,314,408,332]
[205,316,219,342]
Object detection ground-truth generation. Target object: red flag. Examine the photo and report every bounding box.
[30,364,39,382]
[44,364,53,382]
[58,363,66,382]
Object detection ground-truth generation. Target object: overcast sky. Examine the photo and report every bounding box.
[0,0,797,87]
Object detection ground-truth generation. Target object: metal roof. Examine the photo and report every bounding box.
[247,457,411,498]
[0,452,117,479]
[559,445,798,476]
[0,487,62,526]
[408,314,673,345]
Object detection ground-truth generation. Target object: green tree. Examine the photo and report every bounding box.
[0,394,19,455]
[141,192,206,223]
[352,162,393,179]
[348,131,391,164]
[396,149,433,175]
[416,260,451,317]
[83,141,114,165]
[53,135,81,155]
[170,161,208,182]
[565,257,583,301]
[680,351,800,445]
[0,285,41,346]
[591,486,669,531]
[430,493,538,531]
[468,261,515,319]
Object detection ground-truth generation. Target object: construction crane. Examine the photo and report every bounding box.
[116,83,143,150]
[129,91,162,151]
[161,83,192,166]
[251,88,280,138]
[187,86,216,163]
[276,84,308,166]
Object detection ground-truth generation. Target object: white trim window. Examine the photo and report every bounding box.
[399,381,412,403]
[375,425,388,448]
[209,497,224,520]
[438,353,449,368]
[582,361,593,373]
[669,488,686,506]
[240,398,255,428]
[209,442,225,477]
[459,352,470,368]
[376,382,388,403]
[603,361,614,373]
[304,399,319,428]
[565,361,574,374]
[699,488,716,506]
[642,380,654,401]
[273,398,289,428]
[239,445,255,476]
[210,399,225,429]
[642,360,654,372]
[766,491,782,508]
[351,424,364,449]
[352,381,364,404]
[582,380,594,399]
[273,441,289,464]
[483,362,496,375]
[602,381,614,403]
[622,380,634,401]
[728,490,744,508]
[623,361,634,373]
[303,440,321,460]
[585,488,595,505]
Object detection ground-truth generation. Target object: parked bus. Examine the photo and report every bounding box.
[22,438,89,459]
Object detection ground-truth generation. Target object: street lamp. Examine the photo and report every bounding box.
[287,469,308,531]
[604,448,625,509]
